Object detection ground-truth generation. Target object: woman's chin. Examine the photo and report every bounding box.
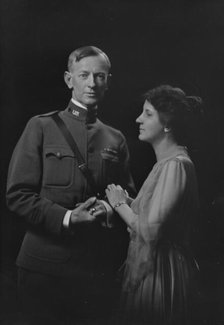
[138,134,145,141]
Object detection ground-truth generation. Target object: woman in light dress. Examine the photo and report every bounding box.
[106,85,202,325]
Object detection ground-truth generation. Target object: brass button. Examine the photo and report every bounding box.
[56,152,61,158]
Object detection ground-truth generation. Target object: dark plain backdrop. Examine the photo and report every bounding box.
[1,0,224,324]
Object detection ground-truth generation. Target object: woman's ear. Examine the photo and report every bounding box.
[64,71,73,89]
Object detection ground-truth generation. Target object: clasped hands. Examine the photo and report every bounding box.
[70,197,107,226]
[70,184,130,227]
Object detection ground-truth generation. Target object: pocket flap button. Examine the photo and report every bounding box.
[56,152,61,158]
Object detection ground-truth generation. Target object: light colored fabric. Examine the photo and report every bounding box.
[63,210,72,228]
[99,200,114,228]
[121,146,199,324]
[71,97,88,110]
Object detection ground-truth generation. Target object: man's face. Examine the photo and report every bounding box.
[65,55,110,108]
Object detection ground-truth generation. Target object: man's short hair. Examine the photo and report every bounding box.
[67,46,111,72]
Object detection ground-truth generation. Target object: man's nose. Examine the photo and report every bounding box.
[87,74,96,87]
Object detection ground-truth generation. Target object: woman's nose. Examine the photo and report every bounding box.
[136,115,141,123]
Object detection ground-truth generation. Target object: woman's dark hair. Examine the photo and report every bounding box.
[144,85,203,147]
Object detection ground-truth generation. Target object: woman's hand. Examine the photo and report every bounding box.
[105,184,128,208]
[106,184,135,228]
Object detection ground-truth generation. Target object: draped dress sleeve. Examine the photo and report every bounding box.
[123,156,195,291]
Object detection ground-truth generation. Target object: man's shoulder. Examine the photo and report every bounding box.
[24,110,61,130]
[36,110,60,118]
[28,110,61,124]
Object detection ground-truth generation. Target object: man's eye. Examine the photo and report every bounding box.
[96,74,106,81]
[79,74,88,78]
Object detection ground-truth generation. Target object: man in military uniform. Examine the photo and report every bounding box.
[6,46,135,324]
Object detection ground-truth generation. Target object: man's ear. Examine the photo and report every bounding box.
[64,71,73,89]
[106,73,112,89]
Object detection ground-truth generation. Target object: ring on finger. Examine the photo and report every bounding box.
[90,207,96,215]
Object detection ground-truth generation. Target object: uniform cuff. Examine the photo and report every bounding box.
[63,210,72,228]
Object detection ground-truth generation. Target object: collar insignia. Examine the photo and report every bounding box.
[72,109,80,117]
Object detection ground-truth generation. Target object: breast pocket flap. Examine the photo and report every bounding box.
[45,147,75,159]
[44,147,76,187]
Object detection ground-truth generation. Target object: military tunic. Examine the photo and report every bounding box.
[6,101,135,277]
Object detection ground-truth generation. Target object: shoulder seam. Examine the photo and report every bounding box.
[37,110,60,117]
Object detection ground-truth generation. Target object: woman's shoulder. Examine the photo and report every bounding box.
[160,149,193,167]
[154,154,194,179]
[165,154,194,169]
[171,155,194,169]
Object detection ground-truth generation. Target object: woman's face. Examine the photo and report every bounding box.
[136,100,165,144]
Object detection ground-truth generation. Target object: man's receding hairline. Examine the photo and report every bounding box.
[67,45,111,73]
[68,53,110,72]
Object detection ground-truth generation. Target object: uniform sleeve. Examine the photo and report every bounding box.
[132,159,187,242]
[6,117,67,235]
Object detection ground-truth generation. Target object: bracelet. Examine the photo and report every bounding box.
[113,201,126,209]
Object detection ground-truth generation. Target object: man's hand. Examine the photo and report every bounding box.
[89,200,107,224]
[70,197,97,226]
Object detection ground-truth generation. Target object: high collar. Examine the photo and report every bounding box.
[71,98,87,110]
[65,100,97,124]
